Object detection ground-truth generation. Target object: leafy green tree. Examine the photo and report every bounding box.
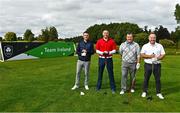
[40,27,49,42]
[171,26,180,48]
[48,26,58,41]
[0,37,3,41]
[23,29,34,41]
[134,32,149,46]
[85,22,142,43]
[173,4,180,48]
[64,36,82,43]
[17,37,23,41]
[174,4,180,24]
[154,25,170,42]
[114,31,122,45]
[38,26,59,42]
[4,32,17,41]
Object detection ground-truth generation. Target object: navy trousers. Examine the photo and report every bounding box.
[96,58,116,91]
[143,63,161,94]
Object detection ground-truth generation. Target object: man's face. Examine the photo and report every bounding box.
[83,33,89,41]
[126,34,133,43]
[103,30,109,39]
[149,34,156,44]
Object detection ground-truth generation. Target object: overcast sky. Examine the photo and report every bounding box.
[0,0,179,38]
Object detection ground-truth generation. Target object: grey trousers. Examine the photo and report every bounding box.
[121,61,136,91]
[75,60,90,86]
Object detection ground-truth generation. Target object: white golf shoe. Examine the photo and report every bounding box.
[120,90,125,95]
[71,85,79,90]
[141,92,147,98]
[157,93,164,99]
[85,85,89,90]
[130,89,135,93]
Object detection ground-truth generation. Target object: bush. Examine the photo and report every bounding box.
[159,39,175,48]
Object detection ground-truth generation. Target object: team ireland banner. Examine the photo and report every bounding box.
[0,41,75,61]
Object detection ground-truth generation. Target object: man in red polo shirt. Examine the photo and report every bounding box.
[96,30,117,94]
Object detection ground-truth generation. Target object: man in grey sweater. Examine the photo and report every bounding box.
[119,33,140,95]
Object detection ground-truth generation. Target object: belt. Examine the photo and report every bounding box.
[99,56,112,58]
[145,63,160,65]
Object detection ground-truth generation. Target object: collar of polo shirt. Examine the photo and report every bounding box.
[126,41,134,44]
[103,37,110,42]
[148,42,158,46]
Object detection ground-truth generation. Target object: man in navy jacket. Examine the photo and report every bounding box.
[72,32,94,90]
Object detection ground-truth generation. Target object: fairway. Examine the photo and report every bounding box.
[0,54,179,112]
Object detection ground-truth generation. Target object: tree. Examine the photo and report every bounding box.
[173,4,180,49]
[64,36,82,43]
[0,37,3,41]
[23,29,34,41]
[171,26,180,48]
[85,22,143,43]
[37,26,59,42]
[134,32,149,46]
[17,37,23,41]
[154,25,170,42]
[174,4,180,24]
[41,28,49,42]
[114,31,122,45]
[4,32,17,41]
[143,26,149,33]
[48,26,58,41]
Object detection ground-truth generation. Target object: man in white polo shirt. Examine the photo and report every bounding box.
[140,32,165,99]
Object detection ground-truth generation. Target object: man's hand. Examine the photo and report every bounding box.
[150,54,156,58]
[81,49,87,56]
[136,63,140,70]
[152,57,158,62]
[103,51,109,55]
[82,49,87,53]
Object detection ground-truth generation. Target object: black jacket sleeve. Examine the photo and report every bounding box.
[76,42,81,56]
[90,43,95,55]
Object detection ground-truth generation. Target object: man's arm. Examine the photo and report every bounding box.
[119,44,123,55]
[76,43,81,56]
[157,45,165,60]
[137,56,141,63]
[141,53,155,59]
[91,44,95,55]
[96,41,104,55]
[140,45,155,59]
[109,50,116,55]
[136,44,141,63]
[88,43,95,55]
[110,40,117,55]
[157,54,165,60]
[96,50,103,55]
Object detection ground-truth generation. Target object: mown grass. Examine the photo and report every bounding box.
[0,54,179,112]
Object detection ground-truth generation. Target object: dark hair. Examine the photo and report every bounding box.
[83,31,89,34]
[126,32,133,37]
[149,32,155,35]
[149,32,156,37]
[148,32,157,39]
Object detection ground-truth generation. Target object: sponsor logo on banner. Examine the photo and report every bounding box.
[4,45,13,57]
